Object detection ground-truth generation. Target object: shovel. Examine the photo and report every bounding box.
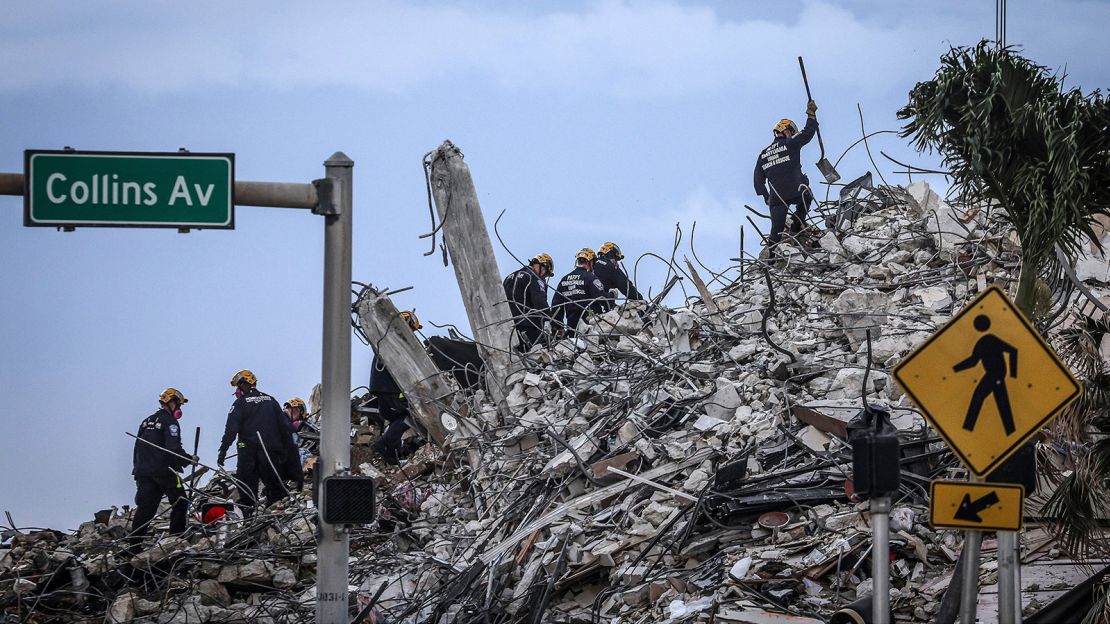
[798,56,841,184]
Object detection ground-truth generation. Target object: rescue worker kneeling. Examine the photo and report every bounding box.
[217,370,298,517]
[552,248,612,337]
[129,388,194,545]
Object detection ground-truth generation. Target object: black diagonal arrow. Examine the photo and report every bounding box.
[954,491,1001,523]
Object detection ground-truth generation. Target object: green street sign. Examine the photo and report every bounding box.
[24,150,235,229]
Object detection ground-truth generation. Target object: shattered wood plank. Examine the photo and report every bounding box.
[427,141,513,408]
[479,448,713,564]
[356,290,452,445]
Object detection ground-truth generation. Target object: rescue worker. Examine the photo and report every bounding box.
[370,311,421,465]
[593,242,642,302]
[754,100,819,251]
[282,397,310,490]
[129,388,194,545]
[552,248,612,337]
[503,253,555,351]
[217,370,297,517]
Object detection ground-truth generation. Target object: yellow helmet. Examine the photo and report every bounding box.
[230,369,257,387]
[575,247,596,265]
[284,397,306,412]
[773,118,799,136]
[401,310,422,331]
[530,253,554,274]
[159,387,188,405]
[598,242,623,260]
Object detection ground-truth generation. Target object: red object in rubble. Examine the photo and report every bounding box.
[203,505,227,524]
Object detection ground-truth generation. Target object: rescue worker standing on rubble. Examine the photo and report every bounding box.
[217,370,297,517]
[129,388,194,546]
[503,253,555,351]
[593,242,642,302]
[370,311,422,465]
[754,99,819,251]
[552,248,612,337]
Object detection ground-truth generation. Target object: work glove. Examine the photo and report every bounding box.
[190,454,200,466]
[216,452,226,468]
[806,99,818,116]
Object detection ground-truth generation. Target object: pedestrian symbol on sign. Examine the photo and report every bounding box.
[953,315,1018,435]
[893,286,1081,477]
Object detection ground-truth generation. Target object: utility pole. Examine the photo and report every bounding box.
[317,152,354,624]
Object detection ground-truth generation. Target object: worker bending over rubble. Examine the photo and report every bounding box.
[282,397,309,490]
[593,242,642,302]
[217,370,298,517]
[552,248,612,337]
[129,388,194,546]
[370,311,423,465]
[503,253,555,351]
[754,99,819,251]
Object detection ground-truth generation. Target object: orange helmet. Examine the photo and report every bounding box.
[773,118,799,136]
[230,369,257,387]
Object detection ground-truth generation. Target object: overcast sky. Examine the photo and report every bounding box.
[2,0,1108,531]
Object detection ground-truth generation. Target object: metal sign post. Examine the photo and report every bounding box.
[317,152,354,624]
[960,529,982,624]
[998,530,1022,623]
[871,495,891,624]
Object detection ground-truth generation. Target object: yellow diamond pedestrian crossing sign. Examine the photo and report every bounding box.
[893,286,1081,477]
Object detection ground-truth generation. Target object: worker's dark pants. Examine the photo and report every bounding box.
[768,194,812,246]
[130,474,187,545]
[235,446,288,518]
[374,392,411,462]
[513,321,544,352]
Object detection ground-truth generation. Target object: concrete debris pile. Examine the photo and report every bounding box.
[334,180,1067,623]
[2,179,1100,623]
[0,485,320,623]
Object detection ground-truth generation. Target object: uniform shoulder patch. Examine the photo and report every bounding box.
[593,279,604,290]
[169,424,179,436]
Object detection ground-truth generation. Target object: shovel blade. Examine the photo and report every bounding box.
[817,158,840,184]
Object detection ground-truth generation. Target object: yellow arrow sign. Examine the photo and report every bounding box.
[894,286,1081,477]
[929,480,1024,531]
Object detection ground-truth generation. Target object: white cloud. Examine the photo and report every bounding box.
[0,1,991,97]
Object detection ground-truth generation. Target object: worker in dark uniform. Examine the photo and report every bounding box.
[502,253,555,351]
[282,397,309,491]
[754,99,819,251]
[552,248,612,337]
[593,242,642,302]
[129,388,194,546]
[370,311,422,465]
[217,370,297,517]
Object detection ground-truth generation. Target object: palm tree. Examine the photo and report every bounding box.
[898,41,1110,315]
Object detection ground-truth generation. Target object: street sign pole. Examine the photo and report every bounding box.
[871,495,891,624]
[960,529,981,624]
[998,530,1021,623]
[317,152,354,624]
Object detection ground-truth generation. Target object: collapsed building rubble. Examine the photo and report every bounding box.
[4,172,1108,623]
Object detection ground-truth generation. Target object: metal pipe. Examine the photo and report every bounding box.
[998,530,1021,623]
[234,180,316,208]
[316,152,353,624]
[871,495,890,624]
[0,172,316,209]
[0,173,23,196]
[960,530,982,624]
